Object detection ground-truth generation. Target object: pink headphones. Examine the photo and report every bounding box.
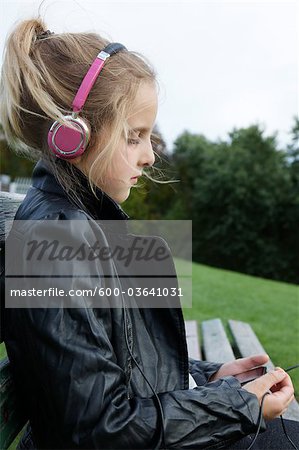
[47,43,126,160]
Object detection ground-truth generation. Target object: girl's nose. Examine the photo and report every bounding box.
[140,139,155,168]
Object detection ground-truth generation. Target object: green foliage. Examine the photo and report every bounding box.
[124,172,178,219]
[170,122,299,283]
[0,145,35,178]
[287,116,299,161]
[0,122,34,178]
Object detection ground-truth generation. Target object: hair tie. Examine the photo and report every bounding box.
[36,30,54,40]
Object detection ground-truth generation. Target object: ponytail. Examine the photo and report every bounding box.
[0,19,65,154]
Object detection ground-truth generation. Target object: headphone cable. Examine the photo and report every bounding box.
[285,364,299,373]
[122,302,166,450]
[246,392,270,450]
[110,255,166,450]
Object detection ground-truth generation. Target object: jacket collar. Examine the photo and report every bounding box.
[32,159,129,221]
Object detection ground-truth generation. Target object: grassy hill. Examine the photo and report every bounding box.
[182,262,299,395]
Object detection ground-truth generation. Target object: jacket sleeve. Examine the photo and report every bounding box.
[189,357,223,385]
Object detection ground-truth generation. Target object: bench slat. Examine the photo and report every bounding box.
[185,320,201,360]
[202,318,235,363]
[229,319,299,422]
[228,320,274,371]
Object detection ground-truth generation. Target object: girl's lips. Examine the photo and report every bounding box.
[130,174,141,180]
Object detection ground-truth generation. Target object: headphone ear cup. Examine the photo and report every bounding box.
[48,116,91,160]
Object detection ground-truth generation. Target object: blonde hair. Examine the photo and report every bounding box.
[0,18,157,208]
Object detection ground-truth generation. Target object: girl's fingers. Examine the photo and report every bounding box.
[258,369,287,391]
[213,354,269,380]
[271,387,294,402]
[278,371,293,388]
[273,385,294,400]
[264,389,294,418]
[224,354,269,376]
[270,371,293,393]
[244,369,295,420]
[245,354,269,367]
[243,369,289,399]
[236,355,269,371]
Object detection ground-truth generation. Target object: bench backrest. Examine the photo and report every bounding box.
[0,191,25,242]
[0,191,25,342]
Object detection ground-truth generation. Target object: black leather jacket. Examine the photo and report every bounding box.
[4,160,264,449]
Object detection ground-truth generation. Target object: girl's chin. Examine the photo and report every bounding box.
[108,188,131,205]
[119,189,131,204]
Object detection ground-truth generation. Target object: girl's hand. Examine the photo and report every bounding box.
[242,368,295,420]
[210,354,269,381]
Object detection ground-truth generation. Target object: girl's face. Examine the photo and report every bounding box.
[100,82,158,204]
[75,81,158,204]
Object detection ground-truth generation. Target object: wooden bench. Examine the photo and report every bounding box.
[185,318,299,422]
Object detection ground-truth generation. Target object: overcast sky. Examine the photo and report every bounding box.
[0,0,298,150]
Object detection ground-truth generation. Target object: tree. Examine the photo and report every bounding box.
[287,116,299,163]
[0,123,35,178]
[168,125,299,283]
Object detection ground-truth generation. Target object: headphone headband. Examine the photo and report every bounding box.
[48,42,126,160]
[72,43,126,113]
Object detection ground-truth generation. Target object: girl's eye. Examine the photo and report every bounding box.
[128,138,140,146]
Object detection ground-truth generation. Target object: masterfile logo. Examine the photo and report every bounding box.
[5,220,192,309]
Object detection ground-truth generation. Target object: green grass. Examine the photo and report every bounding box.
[0,343,6,359]
[182,262,299,395]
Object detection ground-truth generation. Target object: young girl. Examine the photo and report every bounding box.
[1,18,297,450]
